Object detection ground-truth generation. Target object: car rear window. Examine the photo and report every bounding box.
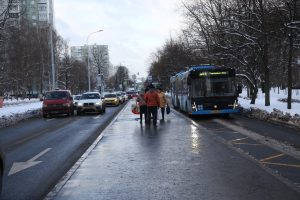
[45,91,69,100]
[74,95,81,100]
[104,94,117,98]
[81,93,100,99]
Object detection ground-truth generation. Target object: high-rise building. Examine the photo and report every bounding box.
[23,0,54,26]
[0,0,54,27]
[0,0,21,26]
[71,44,110,87]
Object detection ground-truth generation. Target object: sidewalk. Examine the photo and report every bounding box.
[46,101,300,200]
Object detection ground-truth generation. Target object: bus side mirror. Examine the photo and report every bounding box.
[237,85,242,94]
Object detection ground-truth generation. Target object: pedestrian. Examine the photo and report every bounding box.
[144,84,160,127]
[157,87,168,121]
[136,90,147,124]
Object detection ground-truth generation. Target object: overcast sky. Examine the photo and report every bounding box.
[54,0,184,78]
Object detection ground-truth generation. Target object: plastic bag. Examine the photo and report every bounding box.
[131,103,140,114]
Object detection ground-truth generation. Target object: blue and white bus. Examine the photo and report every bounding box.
[170,65,241,116]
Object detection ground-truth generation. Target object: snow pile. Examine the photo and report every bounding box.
[0,99,42,128]
[239,89,300,129]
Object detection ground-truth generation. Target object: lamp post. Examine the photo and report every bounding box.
[87,29,103,91]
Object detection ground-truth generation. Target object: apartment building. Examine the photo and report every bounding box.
[0,0,54,26]
[71,44,110,86]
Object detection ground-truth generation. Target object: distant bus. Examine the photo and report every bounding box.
[170,65,241,115]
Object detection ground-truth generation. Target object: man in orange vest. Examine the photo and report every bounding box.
[144,84,160,127]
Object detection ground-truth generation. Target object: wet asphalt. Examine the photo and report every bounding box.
[46,100,300,200]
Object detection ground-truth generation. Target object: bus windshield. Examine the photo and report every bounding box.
[191,77,236,97]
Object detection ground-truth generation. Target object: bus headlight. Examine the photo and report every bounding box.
[233,100,238,109]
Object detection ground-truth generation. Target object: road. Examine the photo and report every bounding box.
[189,113,300,192]
[1,101,300,199]
[0,104,125,200]
[49,102,300,200]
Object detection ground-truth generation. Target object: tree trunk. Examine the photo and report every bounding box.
[287,34,293,109]
[263,42,270,106]
[250,86,258,104]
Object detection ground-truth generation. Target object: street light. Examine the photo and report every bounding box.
[87,29,103,91]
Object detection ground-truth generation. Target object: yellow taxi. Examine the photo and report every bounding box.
[103,93,119,106]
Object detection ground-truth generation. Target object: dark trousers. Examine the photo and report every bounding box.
[147,106,158,126]
[139,105,147,123]
[160,107,165,120]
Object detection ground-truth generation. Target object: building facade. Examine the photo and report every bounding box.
[71,44,110,89]
[0,0,54,26]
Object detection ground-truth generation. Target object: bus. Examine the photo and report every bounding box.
[170,65,241,115]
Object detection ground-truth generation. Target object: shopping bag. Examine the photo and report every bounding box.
[166,104,170,114]
[131,103,140,114]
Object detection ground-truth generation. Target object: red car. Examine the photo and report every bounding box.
[42,90,74,118]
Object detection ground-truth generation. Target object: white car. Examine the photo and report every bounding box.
[121,92,128,101]
[73,94,82,108]
[76,92,106,115]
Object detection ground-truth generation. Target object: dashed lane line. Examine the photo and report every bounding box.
[212,118,300,160]
[231,137,248,142]
[232,142,263,146]
[260,153,285,162]
[261,162,300,169]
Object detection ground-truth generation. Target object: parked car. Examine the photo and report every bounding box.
[0,151,4,195]
[42,90,74,118]
[103,93,120,106]
[73,94,82,109]
[76,92,106,115]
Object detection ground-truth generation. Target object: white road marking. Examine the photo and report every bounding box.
[212,119,300,160]
[8,148,52,176]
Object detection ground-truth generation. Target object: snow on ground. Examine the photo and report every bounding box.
[238,88,300,116]
[0,98,42,128]
[0,88,299,128]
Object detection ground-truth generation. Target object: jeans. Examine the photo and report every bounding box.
[147,106,158,126]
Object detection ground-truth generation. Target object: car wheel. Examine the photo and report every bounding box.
[43,114,47,118]
[103,107,106,113]
[77,111,81,115]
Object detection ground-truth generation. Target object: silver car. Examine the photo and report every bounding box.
[76,92,106,115]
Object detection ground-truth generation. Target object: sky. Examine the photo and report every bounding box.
[54,0,184,78]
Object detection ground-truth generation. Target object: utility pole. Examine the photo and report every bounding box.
[86,29,103,91]
[49,0,55,90]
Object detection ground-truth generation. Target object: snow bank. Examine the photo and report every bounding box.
[239,89,300,129]
[0,99,42,128]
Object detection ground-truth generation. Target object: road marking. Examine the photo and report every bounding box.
[260,153,285,162]
[212,119,300,160]
[231,137,248,142]
[232,142,263,146]
[261,161,300,168]
[8,148,51,176]
[210,127,228,131]
[93,115,101,119]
